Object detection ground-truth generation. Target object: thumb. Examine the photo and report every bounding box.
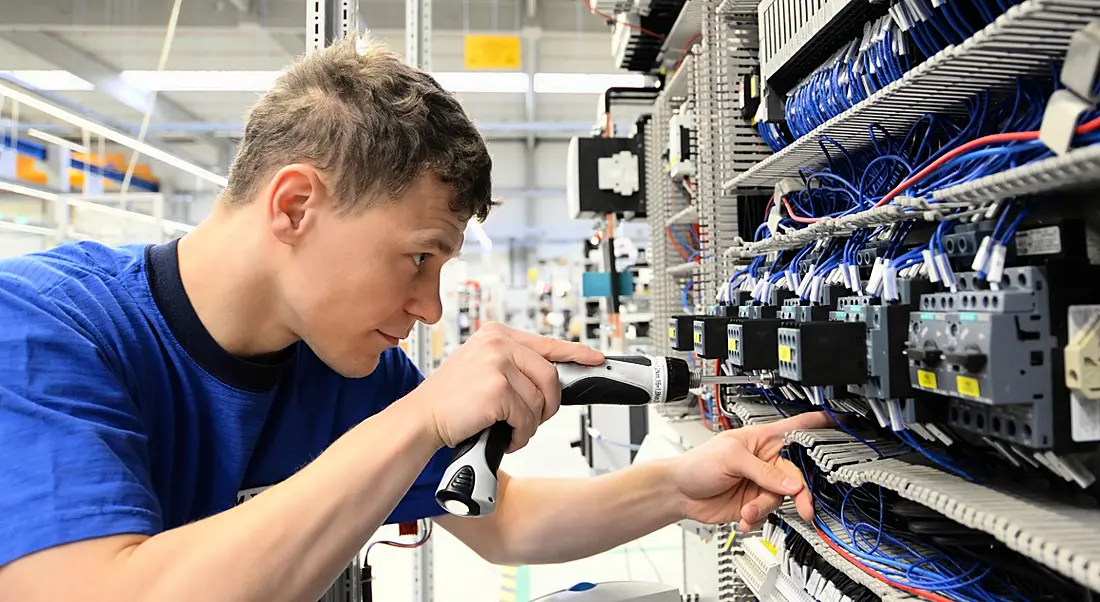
[735,450,804,496]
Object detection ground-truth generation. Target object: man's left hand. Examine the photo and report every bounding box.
[671,412,833,532]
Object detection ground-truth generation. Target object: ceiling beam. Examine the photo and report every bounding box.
[0,0,610,34]
[0,31,232,165]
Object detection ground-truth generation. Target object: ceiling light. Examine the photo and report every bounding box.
[532,73,649,94]
[0,70,94,91]
[0,220,55,236]
[27,128,90,154]
[0,179,61,202]
[66,198,195,233]
[120,70,280,92]
[432,72,529,94]
[120,69,530,94]
[0,81,227,187]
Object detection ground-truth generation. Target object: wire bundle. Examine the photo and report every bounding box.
[763,0,1017,148]
[786,17,910,140]
[791,448,1043,602]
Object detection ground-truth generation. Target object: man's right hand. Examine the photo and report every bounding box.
[407,322,604,453]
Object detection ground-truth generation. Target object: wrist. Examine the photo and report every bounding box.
[649,458,689,522]
[392,390,447,452]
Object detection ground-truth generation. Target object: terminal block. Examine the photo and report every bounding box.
[832,281,932,400]
[777,321,868,386]
[728,319,781,371]
[903,265,1100,450]
[669,315,704,352]
[739,303,780,320]
[694,316,734,360]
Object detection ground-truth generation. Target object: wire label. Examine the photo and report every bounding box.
[957,375,982,398]
[728,338,737,352]
[779,345,792,362]
[917,370,938,389]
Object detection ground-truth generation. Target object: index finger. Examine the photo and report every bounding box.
[762,411,835,438]
[503,327,605,365]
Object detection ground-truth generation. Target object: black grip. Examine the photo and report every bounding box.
[451,421,513,473]
[561,378,652,406]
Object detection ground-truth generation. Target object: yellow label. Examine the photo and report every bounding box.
[463,34,522,70]
[957,375,981,398]
[693,330,702,344]
[728,338,737,352]
[761,540,778,556]
[917,370,937,389]
[779,345,792,362]
[669,327,676,341]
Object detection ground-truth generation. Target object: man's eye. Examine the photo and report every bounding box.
[412,253,429,266]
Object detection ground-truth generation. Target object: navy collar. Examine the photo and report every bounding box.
[145,239,296,392]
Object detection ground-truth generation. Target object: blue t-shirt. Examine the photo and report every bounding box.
[0,239,449,568]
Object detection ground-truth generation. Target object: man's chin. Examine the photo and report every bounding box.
[329,352,382,378]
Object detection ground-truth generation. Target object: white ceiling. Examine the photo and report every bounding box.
[0,0,646,192]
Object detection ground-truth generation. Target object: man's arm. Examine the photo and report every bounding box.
[439,414,828,566]
[436,464,685,566]
[0,400,443,602]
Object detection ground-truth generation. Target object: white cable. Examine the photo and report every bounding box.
[121,0,184,194]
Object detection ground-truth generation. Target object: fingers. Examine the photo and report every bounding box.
[739,459,812,530]
[508,342,563,423]
[484,322,604,365]
[779,457,815,521]
[763,411,835,439]
[500,365,541,453]
[732,445,804,497]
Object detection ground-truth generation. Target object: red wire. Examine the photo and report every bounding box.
[783,115,1100,223]
[674,32,702,72]
[580,0,666,40]
[813,524,955,602]
[666,226,692,260]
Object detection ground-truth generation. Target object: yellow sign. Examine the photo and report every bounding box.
[464,34,522,70]
[728,338,737,352]
[917,370,937,389]
[957,376,981,398]
[779,345,792,362]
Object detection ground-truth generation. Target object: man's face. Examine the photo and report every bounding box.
[277,174,466,377]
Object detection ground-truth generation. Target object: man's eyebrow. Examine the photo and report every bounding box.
[414,233,460,257]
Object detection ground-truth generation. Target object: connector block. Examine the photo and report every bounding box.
[669,315,702,352]
[693,316,734,360]
[777,321,867,386]
[728,319,781,371]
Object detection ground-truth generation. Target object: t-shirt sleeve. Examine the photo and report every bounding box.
[382,348,451,523]
[0,274,161,568]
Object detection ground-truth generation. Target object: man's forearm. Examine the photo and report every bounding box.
[492,461,685,565]
[103,399,440,602]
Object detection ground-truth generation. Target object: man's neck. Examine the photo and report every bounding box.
[176,205,297,358]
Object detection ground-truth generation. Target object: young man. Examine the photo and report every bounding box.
[0,35,824,601]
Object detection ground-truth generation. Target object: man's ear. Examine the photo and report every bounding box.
[266,164,327,245]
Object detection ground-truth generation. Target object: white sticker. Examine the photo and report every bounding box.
[1015,225,1062,257]
[848,264,862,294]
[987,244,1007,284]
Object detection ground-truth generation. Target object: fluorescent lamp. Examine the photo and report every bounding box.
[0,70,94,91]
[0,180,61,202]
[0,81,228,187]
[27,128,90,154]
[120,70,280,92]
[431,72,529,94]
[533,73,649,94]
[0,220,55,236]
[466,219,493,251]
[121,69,529,94]
[66,198,195,233]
